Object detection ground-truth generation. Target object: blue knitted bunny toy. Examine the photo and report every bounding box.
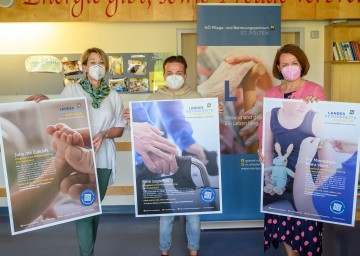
[264,142,295,195]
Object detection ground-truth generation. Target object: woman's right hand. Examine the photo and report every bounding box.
[257,146,265,164]
[123,108,130,123]
[258,147,275,186]
[25,94,49,102]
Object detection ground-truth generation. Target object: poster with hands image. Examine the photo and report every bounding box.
[130,98,222,217]
[0,97,101,235]
[261,98,360,226]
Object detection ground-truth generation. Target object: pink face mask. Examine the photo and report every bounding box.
[281,65,301,81]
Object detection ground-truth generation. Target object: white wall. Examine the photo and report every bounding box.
[0,22,197,54]
[0,20,331,207]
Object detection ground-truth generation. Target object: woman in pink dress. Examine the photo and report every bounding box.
[258,44,327,256]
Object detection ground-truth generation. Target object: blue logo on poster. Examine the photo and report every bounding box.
[330,200,345,214]
[80,189,96,206]
[200,188,216,203]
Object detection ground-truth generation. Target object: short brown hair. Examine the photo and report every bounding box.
[80,47,109,73]
[163,55,188,74]
[272,44,310,80]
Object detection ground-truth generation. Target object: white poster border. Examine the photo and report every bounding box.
[0,97,102,235]
[261,98,360,227]
[130,97,223,217]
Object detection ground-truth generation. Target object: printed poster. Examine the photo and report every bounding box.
[261,98,360,226]
[197,3,281,222]
[0,98,101,235]
[130,98,222,217]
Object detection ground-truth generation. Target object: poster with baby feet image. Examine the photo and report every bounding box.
[261,98,360,226]
[0,97,101,235]
[130,98,222,217]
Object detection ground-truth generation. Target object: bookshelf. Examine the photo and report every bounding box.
[324,24,360,102]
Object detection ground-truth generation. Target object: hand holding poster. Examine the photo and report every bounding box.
[0,98,101,235]
[130,98,222,217]
[261,98,360,226]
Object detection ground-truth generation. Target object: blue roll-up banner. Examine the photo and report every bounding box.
[196,4,281,225]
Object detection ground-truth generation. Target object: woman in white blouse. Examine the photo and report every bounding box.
[26,47,127,256]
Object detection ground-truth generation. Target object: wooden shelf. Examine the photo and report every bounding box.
[324,24,360,103]
[356,210,360,221]
[326,61,360,64]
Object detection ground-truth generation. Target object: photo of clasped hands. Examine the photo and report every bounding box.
[123,109,208,176]
[135,122,212,175]
[197,47,273,152]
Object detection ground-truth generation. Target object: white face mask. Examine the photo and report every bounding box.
[165,74,184,90]
[88,64,106,81]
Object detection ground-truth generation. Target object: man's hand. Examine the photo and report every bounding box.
[185,143,208,165]
[146,152,179,175]
[133,122,178,172]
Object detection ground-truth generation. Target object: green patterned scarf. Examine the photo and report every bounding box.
[79,78,110,108]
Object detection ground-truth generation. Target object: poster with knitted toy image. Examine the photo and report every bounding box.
[130,98,222,217]
[261,97,360,226]
[0,98,101,235]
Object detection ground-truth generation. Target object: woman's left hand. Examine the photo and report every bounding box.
[303,95,320,103]
[123,108,130,123]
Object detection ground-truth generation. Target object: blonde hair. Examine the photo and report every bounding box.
[80,47,109,73]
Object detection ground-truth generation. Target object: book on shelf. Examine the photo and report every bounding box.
[341,42,350,61]
[345,42,354,61]
[349,41,357,60]
[351,41,360,60]
[334,41,345,61]
[332,42,340,61]
[333,41,360,61]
